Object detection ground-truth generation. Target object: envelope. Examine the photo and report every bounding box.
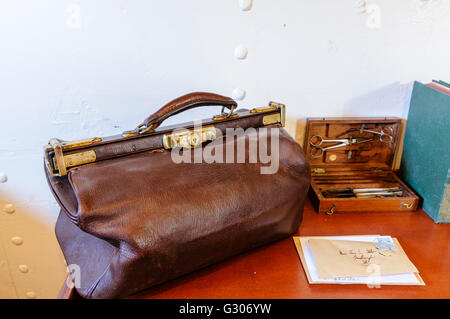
[308,239,419,279]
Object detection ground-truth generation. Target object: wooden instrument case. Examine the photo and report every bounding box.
[304,117,418,214]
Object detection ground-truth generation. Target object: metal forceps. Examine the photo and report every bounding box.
[347,126,394,143]
[309,135,373,158]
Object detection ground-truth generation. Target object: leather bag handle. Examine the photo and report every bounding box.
[123,92,237,136]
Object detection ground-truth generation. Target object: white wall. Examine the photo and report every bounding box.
[0,0,449,298]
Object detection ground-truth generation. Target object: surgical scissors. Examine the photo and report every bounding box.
[346,126,394,143]
[309,135,373,158]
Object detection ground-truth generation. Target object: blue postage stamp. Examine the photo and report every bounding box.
[375,237,397,251]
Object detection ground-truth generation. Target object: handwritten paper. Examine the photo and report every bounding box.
[294,236,424,285]
[308,239,418,279]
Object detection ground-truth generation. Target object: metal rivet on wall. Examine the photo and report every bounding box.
[0,172,7,183]
[11,236,23,246]
[234,45,248,60]
[19,265,29,273]
[3,203,15,214]
[232,88,246,101]
[238,0,252,11]
[26,291,37,299]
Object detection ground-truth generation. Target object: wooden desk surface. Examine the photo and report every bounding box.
[132,199,449,299]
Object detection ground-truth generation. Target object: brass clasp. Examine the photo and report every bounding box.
[326,204,337,215]
[162,126,217,149]
[400,202,413,209]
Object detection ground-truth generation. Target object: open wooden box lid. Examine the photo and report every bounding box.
[304,117,403,171]
[304,117,418,214]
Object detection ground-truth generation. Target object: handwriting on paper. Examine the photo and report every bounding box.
[338,248,393,265]
[308,238,419,279]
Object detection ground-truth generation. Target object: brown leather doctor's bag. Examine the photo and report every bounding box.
[44,92,310,298]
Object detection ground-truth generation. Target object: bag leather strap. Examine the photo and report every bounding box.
[142,92,237,132]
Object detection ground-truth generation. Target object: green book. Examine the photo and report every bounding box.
[400,81,450,223]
